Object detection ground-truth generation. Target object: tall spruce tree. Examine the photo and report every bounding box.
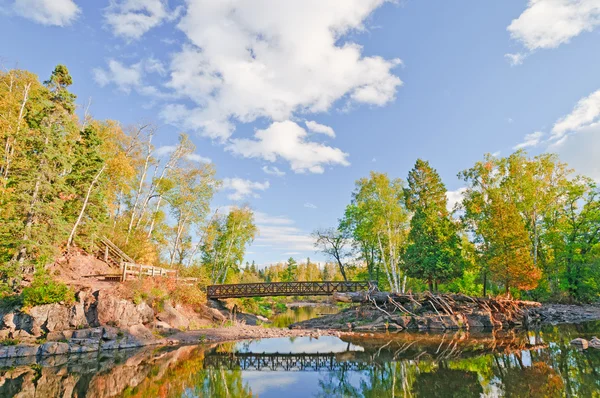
[404,159,464,291]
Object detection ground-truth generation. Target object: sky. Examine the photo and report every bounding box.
[1,0,599,266]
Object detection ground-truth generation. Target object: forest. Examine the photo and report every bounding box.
[1,65,599,304]
[0,65,257,300]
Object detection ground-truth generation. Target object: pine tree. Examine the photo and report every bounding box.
[283,257,297,282]
[404,159,464,291]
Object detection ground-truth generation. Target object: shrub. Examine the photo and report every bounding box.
[1,338,19,346]
[21,270,75,307]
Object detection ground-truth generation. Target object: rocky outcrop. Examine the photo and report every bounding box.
[0,289,156,341]
[0,324,165,358]
[95,290,154,328]
[157,302,190,330]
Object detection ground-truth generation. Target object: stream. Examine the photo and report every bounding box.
[1,316,600,396]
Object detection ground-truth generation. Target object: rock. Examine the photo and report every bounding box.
[102,326,120,341]
[157,302,190,330]
[72,327,103,340]
[47,330,73,341]
[0,344,38,358]
[571,338,589,349]
[589,337,600,349]
[465,310,494,329]
[68,338,100,353]
[128,324,155,342]
[95,291,154,328]
[38,342,69,356]
[154,321,172,330]
[28,304,71,336]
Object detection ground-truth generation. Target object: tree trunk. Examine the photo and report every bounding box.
[67,164,107,249]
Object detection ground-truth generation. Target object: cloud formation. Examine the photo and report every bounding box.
[12,0,79,26]
[262,166,285,177]
[549,89,600,181]
[162,0,401,140]
[227,121,350,174]
[508,0,600,50]
[305,121,336,138]
[253,212,314,252]
[104,0,181,40]
[513,131,544,150]
[222,178,270,201]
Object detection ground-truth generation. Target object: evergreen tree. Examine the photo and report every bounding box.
[404,159,464,291]
[283,257,298,282]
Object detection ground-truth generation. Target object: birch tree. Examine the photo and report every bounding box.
[344,172,410,292]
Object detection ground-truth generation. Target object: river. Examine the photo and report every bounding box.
[1,318,599,396]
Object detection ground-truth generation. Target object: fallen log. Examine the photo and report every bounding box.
[333,291,540,308]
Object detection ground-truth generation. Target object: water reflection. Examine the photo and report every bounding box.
[268,304,339,328]
[1,322,599,397]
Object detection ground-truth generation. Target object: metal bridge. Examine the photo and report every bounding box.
[206,281,374,299]
[203,352,371,372]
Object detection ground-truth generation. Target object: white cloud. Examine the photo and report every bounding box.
[508,0,600,50]
[254,212,294,226]
[513,131,544,150]
[262,165,285,177]
[227,120,349,174]
[12,0,79,26]
[185,153,212,163]
[104,0,181,40]
[93,60,142,93]
[547,89,600,181]
[154,145,211,163]
[446,187,467,212]
[504,52,527,66]
[161,0,401,140]
[253,212,314,252]
[552,89,600,140]
[550,123,600,181]
[92,58,168,96]
[222,178,270,201]
[304,202,317,209]
[305,121,336,138]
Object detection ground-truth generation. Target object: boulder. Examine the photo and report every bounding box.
[465,310,494,329]
[28,304,71,336]
[95,291,154,328]
[68,338,100,354]
[38,342,69,356]
[589,337,600,349]
[570,338,588,349]
[0,344,39,358]
[102,326,120,341]
[156,302,190,330]
[72,327,103,340]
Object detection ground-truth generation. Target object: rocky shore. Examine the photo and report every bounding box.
[291,293,600,332]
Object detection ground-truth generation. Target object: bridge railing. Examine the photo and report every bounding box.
[206,281,375,299]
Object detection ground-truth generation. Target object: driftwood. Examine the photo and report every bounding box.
[333,291,541,327]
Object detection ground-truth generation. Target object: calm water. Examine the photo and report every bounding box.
[268,304,339,328]
[1,321,600,397]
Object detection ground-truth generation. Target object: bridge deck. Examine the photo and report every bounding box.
[206,281,373,299]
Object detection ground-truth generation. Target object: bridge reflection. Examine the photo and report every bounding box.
[203,352,371,372]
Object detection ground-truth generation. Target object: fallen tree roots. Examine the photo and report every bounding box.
[333,291,541,326]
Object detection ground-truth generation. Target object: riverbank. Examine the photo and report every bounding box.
[290,293,600,332]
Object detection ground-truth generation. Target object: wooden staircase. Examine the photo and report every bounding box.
[99,236,135,267]
[97,237,197,284]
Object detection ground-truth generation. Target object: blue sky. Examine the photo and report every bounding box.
[1,0,599,265]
